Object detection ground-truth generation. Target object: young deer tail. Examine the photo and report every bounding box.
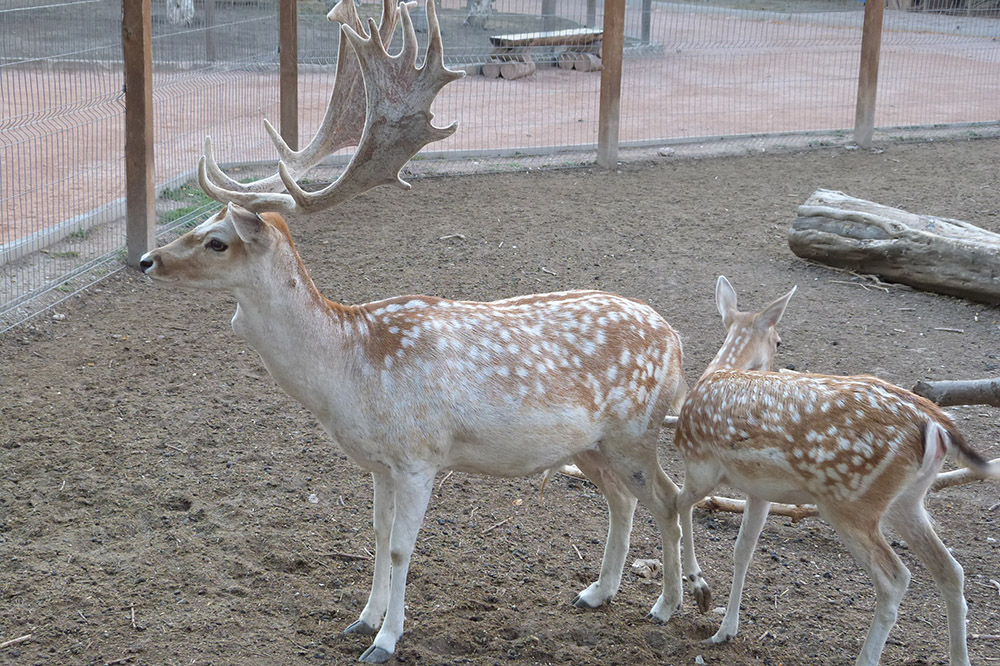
[671,377,689,415]
[923,420,1000,479]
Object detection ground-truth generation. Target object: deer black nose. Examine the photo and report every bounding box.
[139,257,154,272]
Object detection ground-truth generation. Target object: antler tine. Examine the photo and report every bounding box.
[273,0,463,215]
[424,0,449,75]
[197,0,405,210]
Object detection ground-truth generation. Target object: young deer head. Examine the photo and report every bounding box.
[140,2,691,661]
[673,276,998,666]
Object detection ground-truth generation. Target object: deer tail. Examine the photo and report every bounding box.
[922,420,1000,479]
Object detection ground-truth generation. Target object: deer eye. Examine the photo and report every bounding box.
[206,238,228,252]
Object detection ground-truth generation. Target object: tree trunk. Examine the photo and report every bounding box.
[913,377,1000,407]
[788,189,1000,305]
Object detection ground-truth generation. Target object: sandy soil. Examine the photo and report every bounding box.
[2,138,999,665]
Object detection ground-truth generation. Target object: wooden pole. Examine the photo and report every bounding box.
[597,0,625,168]
[280,0,299,151]
[853,0,884,148]
[205,0,217,62]
[122,0,156,268]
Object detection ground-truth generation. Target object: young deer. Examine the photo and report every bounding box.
[140,1,689,661]
[674,276,999,666]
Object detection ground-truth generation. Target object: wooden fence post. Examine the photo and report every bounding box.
[854,0,884,148]
[280,0,299,151]
[122,0,155,267]
[597,0,625,168]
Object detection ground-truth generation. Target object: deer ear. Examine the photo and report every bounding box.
[716,276,738,328]
[758,285,797,329]
[227,203,269,246]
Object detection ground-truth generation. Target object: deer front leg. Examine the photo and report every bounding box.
[360,469,435,664]
[570,451,638,609]
[346,470,394,636]
[676,467,717,615]
[709,495,770,643]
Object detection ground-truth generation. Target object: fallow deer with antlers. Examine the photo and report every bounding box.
[140,0,689,661]
[673,276,999,666]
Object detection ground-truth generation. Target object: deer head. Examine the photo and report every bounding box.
[705,275,796,375]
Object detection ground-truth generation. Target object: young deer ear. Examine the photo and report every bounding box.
[716,275,738,329]
[757,285,797,330]
[227,202,269,246]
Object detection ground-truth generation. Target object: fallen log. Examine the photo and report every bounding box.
[912,377,1000,407]
[788,189,1000,305]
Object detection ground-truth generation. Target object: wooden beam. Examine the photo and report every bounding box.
[280,0,299,151]
[853,0,884,148]
[597,0,625,168]
[122,0,155,268]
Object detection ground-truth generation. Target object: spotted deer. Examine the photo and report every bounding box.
[673,276,999,666]
[139,0,689,661]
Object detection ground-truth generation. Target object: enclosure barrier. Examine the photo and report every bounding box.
[1,0,998,331]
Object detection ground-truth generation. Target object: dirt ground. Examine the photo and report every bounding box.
[2,139,1000,666]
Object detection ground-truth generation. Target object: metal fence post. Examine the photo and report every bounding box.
[854,0,884,148]
[122,0,155,267]
[280,0,299,151]
[597,0,625,168]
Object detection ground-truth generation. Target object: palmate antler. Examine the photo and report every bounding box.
[198,0,463,216]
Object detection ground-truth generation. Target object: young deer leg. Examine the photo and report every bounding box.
[676,462,722,615]
[821,507,911,666]
[570,450,638,609]
[887,493,970,666]
[361,469,435,664]
[601,436,683,623]
[709,495,771,644]
[347,470,394,636]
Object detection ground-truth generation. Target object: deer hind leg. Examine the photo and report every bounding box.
[570,450,638,609]
[347,470,394,636]
[709,495,771,643]
[821,507,911,666]
[886,492,970,666]
[675,460,724,616]
[573,451,636,608]
[360,468,436,664]
[600,435,683,623]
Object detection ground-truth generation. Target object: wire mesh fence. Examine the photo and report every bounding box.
[2,0,998,331]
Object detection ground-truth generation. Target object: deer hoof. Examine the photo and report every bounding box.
[571,584,609,609]
[704,633,733,645]
[693,584,712,614]
[345,620,378,636]
[359,645,393,663]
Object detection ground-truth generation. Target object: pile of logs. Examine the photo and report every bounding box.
[483,28,603,80]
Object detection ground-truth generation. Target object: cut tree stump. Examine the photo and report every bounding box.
[788,189,1000,305]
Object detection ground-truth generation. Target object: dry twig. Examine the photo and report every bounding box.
[0,634,32,649]
[482,517,510,535]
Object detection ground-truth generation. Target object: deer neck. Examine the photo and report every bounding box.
[703,330,747,377]
[229,243,359,414]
